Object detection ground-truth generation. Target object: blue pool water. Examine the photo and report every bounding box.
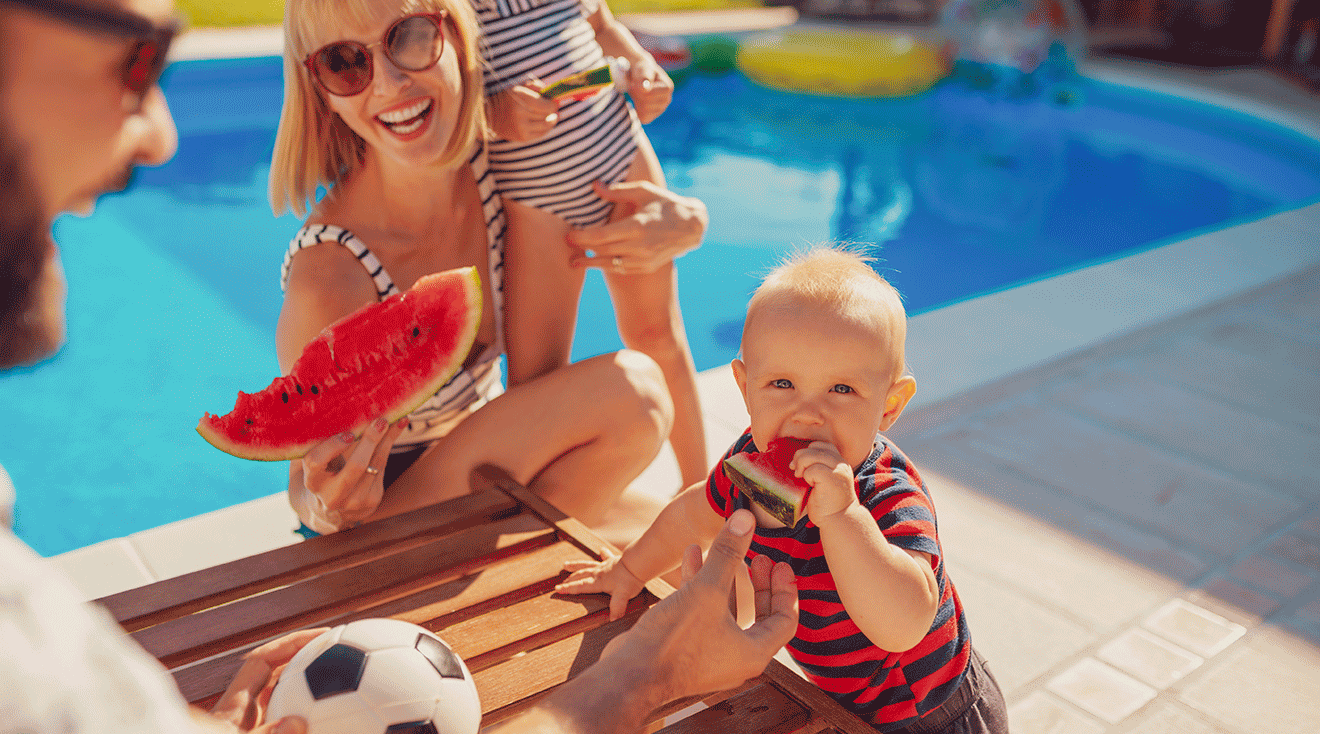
[5,55,1320,556]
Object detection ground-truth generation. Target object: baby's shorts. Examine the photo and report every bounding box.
[888,646,1009,734]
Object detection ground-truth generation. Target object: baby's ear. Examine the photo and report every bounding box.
[880,375,916,430]
[731,358,751,412]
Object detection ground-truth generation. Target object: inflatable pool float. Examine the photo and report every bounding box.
[736,30,948,97]
[634,30,693,72]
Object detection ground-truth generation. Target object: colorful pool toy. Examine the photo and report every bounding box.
[736,30,948,98]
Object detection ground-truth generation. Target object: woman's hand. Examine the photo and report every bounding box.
[626,55,673,124]
[293,416,408,533]
[197,628,329,733]
[487,82,559,142]
[567,180,707,274]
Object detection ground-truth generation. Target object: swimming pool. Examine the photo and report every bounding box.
[5,55,1319,556]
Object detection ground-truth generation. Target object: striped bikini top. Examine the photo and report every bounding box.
[280,144,508,450]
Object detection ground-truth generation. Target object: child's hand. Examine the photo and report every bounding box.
[626,56,672,123]
[487,82,559,142]
[557,549,647,621]
[792,441,859,524]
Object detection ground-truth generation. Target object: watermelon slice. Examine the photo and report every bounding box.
[723,437,814,527]
[197,267,482,461]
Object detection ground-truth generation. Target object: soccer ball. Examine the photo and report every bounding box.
[266,618,482,734]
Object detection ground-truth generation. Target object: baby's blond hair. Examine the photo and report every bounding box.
[746,245,908,380]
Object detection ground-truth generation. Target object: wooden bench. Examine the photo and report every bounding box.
[95,467,873,732]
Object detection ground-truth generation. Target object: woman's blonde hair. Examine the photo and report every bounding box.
[269,0,486,218]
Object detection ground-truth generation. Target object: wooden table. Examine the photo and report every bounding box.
[95,467,872,733]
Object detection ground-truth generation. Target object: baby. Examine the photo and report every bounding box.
[557,245,1008,732]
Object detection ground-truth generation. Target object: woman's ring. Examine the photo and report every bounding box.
[365,466,379,475]
[612,256,623,270]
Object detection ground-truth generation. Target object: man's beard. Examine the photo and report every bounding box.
[0,126,58,370]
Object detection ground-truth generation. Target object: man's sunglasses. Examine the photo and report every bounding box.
[0,0,179,108]
[304,12,447,97]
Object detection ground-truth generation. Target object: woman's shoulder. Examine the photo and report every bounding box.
[284,226,381,306]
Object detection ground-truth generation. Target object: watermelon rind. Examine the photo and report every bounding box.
[196,267,482,461]
[723,437,813,528]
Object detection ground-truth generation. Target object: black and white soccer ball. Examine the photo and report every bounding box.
[266,618,481,734]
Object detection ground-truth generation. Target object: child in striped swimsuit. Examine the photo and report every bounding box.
[476,0,710,489]
[556,246,1009,732]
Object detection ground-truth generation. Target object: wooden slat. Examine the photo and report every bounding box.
[135,513,554,668]
[362,540,594,632]
[166,538,599,707]
[456,589,661,673]
[99,490,518,630]
[472,608,649,723]
[473,464,677,602]
[760,663,874,734]
[657,682,810,734]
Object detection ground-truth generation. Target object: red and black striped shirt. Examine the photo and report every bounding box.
[707,430,972,730]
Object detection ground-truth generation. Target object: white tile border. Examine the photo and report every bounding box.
[51,37,1320,600]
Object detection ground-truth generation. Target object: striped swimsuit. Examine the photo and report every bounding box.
[708,430,974,730]
[476,0,642,227]
[280,144,508,454]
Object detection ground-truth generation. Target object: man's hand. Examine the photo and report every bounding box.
[600,509,797,705]
[196,628,328,733]
[491,510,797,734]
[567,180,707,274]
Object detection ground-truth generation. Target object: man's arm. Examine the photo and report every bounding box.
[499,510,798,734]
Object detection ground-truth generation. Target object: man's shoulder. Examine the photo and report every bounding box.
[0,530,192,733]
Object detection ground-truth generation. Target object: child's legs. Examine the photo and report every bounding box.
[603,134,708,487]
[379,350,673,527]
[502,197,584,387]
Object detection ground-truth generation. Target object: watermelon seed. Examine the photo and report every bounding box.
[296,384,303,395]
[281,392,289,403]
[310,385,319,395]
[413,327,420,338]
[245,419,253,425]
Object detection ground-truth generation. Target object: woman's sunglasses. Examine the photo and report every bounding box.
[304,12,448,97]
[0,0,180,111]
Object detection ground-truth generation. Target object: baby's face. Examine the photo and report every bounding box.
[733,299,903,470]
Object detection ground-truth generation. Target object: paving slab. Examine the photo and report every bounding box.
[945,400,1299,559]
[1177,626,1320,734]
[1009,692,1107,734]
[1053,368,1320,501]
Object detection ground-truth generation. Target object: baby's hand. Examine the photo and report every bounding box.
[626,56,672,124]
[793,441,858,524]
[487,82,559,142]
[556,549,647,621]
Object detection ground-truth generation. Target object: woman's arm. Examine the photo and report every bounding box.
[276,244,407,532]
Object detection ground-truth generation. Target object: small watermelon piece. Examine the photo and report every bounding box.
[723,437,814,527]
[197,267,482,461]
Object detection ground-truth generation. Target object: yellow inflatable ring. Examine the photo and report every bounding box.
[736,30,948,98]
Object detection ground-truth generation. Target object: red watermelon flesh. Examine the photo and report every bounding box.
[197,267,482,461]
[723,437,813,527]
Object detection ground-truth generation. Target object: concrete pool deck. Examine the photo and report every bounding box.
[44,18,1320,734]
